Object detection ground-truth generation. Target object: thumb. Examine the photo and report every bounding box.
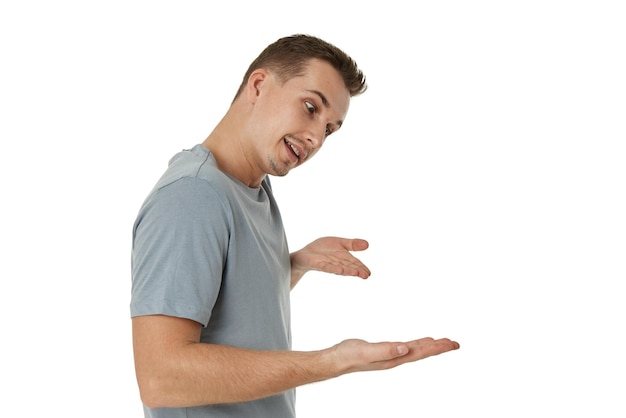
[374,341,410,359]
[394,343,409,356]
[344,238,369,251]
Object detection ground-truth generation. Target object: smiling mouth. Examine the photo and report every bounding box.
[284,138,301,160]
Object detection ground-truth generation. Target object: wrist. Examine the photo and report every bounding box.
[317,345,345,378]
[289,254,308,287]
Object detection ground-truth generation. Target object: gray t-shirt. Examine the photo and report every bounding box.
[131,144,294,417]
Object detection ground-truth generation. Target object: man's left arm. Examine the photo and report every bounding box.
[289,236,371,288]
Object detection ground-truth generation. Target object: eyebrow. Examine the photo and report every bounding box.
[306,89,344,128]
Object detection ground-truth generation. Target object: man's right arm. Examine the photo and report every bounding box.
[132,314,460,409]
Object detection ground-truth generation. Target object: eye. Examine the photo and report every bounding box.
[305,101,316,113]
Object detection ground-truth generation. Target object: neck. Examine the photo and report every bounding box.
[202,107,263,188]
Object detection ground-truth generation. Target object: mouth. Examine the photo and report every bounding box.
[284,137,302,162]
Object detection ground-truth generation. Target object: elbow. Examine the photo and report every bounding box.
[137,379,162,409]
[137,373,210,409]
[137,375,175,409]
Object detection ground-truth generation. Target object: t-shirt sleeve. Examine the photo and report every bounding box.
[130,176,230,326]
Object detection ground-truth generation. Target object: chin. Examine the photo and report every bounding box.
[268,161,291,177]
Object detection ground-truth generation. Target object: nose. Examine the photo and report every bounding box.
[306,122,327,150]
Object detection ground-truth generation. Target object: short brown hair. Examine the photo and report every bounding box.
[233,34,367,102]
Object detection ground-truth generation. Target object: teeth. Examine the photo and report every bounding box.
[286,139,300,157]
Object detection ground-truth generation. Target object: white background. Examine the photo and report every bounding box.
[1,1,624,416]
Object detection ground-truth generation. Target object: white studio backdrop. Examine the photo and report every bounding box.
[1,1,624,417]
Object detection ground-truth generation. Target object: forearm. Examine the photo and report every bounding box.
[136,342,338,408]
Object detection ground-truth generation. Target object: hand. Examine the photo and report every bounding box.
[330,337,460,374]
[290,237,371,286]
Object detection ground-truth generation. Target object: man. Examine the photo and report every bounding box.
[130,34,459,418]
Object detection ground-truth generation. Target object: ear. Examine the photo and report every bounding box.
[245,69,269,104]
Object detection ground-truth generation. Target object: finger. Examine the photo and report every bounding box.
[321,261,370,279]
[329,259,371,279]
[373,338,459,370]
[407,338,461,358]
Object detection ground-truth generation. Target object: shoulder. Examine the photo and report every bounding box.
[135,146,235,229]
[148,144,237,203]
[159,144,224,187]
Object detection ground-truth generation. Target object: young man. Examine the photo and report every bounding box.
[130,34,459,418]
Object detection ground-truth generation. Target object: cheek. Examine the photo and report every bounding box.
[278,110,305,133]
